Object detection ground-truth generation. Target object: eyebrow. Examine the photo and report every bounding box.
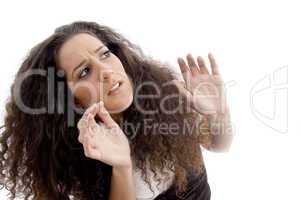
[71,45,105,79]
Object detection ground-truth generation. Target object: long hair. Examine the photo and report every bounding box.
[0,21,212,199]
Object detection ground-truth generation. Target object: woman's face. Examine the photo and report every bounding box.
[57,33,134,117]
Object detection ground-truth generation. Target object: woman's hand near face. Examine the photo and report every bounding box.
[77,101,132,168]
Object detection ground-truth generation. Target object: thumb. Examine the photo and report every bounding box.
[95,101,118,129]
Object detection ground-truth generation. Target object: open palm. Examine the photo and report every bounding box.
[173,53,228,115]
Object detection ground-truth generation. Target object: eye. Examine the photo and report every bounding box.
[99,50,111,59]
[78,67,90,79]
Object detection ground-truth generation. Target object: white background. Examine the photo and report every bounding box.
[0,0,299,199]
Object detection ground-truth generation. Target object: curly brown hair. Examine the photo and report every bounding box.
[0,21,212,200]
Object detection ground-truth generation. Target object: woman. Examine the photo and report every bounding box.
[0,21,233,200]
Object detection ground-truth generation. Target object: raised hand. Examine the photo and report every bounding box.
[77,101,131,168]
[173,53,229,116]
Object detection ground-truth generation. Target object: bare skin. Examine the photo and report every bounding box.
[57,32,232,199]
[173,53,233,152]
[77,101,135,200]
[57,33,135,200]
[57,33,134,121]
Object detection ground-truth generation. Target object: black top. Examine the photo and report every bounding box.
[154,167,211,200]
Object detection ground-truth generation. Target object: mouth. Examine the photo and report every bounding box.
[108,81,123,96]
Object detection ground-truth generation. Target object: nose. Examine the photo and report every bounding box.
[99,69,114,83]
[93,58,113,83]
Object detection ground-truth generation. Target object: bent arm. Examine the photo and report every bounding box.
[109,164,136,200]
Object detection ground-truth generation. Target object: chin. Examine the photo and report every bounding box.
[105,94,133,114]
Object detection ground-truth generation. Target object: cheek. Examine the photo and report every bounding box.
[70,82,104,106]
[122,78,135,101]
[126,76,134,93]
[112,55,126,73]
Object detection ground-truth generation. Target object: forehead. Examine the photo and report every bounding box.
[57,33,104,71]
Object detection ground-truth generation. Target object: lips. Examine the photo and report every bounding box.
[107,80,123,95]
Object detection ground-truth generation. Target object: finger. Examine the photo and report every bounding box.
[77,117,88,131]
[87,113,107,138]
[83,103,98,119]
[177,57,190,83]
[84,131,97,145]
[82,124,99,148]
[78,127,89,144]
[77,116,89,143]
[96,101,118,129]
[186,54,200,76]
[197,56,209,74]
[208,53,220,75]
[89,103,100,117]
[78,104,97,143]
[78,126,88,144]
[87,113,98,136]
[82,135,100,159]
